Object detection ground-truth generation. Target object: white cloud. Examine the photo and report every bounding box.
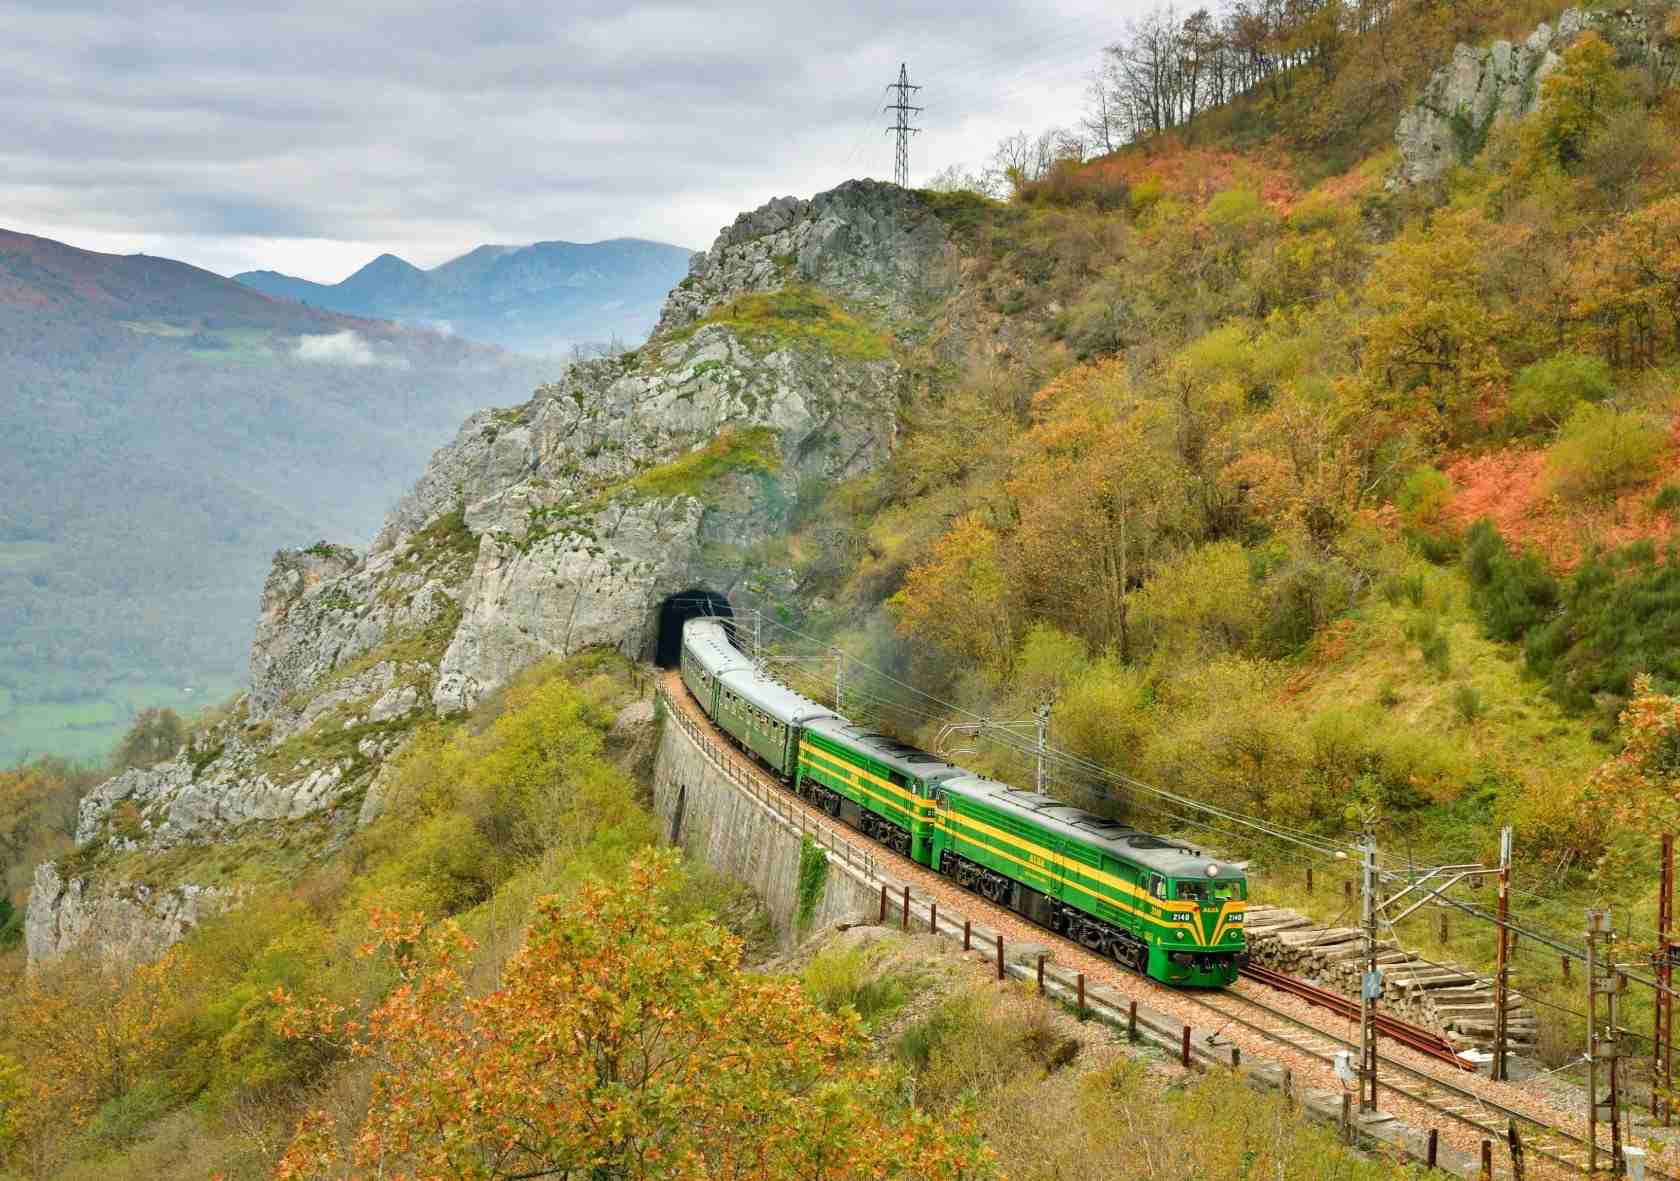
[0,0,1144,281]
[294,329,406,367]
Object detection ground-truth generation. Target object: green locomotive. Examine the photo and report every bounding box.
[680,617,1246,988]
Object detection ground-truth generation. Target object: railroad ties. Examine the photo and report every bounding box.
[1243,905,1538,1059]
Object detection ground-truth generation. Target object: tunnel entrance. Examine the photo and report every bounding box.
[654,588,735,667]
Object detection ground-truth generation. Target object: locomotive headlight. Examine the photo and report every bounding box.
[1205,863,1219,877]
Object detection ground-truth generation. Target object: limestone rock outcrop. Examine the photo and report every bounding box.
[1392,8,1652,187]
[656,179,955,334]
[24,862,230,967]
[28,179,958,967]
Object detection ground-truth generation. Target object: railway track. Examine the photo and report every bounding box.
[1177,982,1619,1178]
[658,672,1657,1179]
[1241,962,1475,1069]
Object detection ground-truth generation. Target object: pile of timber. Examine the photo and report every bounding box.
[1244,904,1539,1056]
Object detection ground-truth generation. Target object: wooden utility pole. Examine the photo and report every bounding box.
[1492,826,1513,1082]
[1656,833,1675,1127]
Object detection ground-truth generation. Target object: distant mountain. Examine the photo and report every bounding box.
[0,228,551,765]
[0,228,339,327]
[236,237,695,355]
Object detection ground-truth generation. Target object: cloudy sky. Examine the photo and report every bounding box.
[0,0,1145,282]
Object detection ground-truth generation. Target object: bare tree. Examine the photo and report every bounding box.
[991,129,1072,190]
[925,162,1004,198]
[1081,63,1125,155]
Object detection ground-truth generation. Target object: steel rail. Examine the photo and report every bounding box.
[1242,962,1476,1070]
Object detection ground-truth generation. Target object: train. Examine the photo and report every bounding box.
[679,616,1248,987]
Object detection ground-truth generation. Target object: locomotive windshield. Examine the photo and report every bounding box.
[1173,879,1245,902]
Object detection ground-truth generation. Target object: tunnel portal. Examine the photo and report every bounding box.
[654,588,735,668]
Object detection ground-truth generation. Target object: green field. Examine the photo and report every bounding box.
[0,678,242,769]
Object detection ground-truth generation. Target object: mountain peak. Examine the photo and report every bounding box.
[235,237,694,355]
[347,252,424,281]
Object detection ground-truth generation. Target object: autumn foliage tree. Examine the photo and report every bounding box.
[1530,33,1630,172]
[276,851,989,1181]
[1360,208,1507,434]
[1588,677,1680,878]
[0,949,186,1170]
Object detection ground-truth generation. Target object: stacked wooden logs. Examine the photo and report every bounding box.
[1243,904,1539,1056]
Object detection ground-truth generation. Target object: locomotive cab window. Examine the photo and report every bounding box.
[1149,875,1166,901]
[1173,880,1208,903]
[1211,880,1244,901]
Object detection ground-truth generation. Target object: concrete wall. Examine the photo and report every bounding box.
[652,700,881,950]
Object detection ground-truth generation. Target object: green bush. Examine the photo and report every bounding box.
[896,995,977,1072]
[1544,403,1668,501]
[112,708,187,772]
[801,945,909,1025]
[1462,520,1560,643]
[1507,353,1614,434]
[795,835,828,929]
[1453,685,1485,724]
[1654,484,1680,513]
[1256,553,1359,656]
[1525,544,1680,715]
[1409,528,1461,565]
[0,896,19,948]
[1397,465,1453,527]
[1380,572,1426,607]
[1403,613,1453,678]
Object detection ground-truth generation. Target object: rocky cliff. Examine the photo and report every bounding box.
[1392,7,1659,187]
[26,179,959,967]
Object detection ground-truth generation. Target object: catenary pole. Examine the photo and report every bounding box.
[1360,836,1380,1112]
[1657,833,1675,1126]
[1492,825,1513,1081]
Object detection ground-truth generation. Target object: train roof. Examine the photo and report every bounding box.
[716,667,838,727]
[944,773,1242,880]
[682,617,751,679]
[800,715,967,786]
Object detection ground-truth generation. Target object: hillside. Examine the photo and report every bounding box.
[0,228,551,766]
[13,1,1680,1177]
[235,237,695,355]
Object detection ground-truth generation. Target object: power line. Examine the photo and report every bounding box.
[840,83,894,173]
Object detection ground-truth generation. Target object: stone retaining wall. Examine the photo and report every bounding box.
[651,696,883,950]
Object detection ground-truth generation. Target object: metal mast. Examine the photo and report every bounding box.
[1587,907,1624,1177]
[1657,833,1675,1127]
[886,63,922,187]
[1034,702,1051,794]
[1359,836,1380,1112]
[1491,825,1514,1082]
